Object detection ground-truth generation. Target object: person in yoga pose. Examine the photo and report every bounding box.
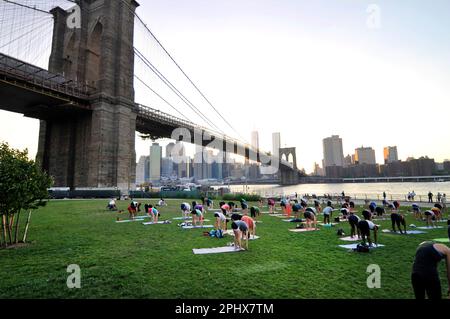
[314,200,322,214]
[241,215,257,239]
[412,204,422,220]
[424,209,438,228]
[231,220,249,250]
[375,206,385,219]
[391,208,407,234]
[304,207,318,230]
[221,203,232,216]
[348,211,361,239]
[191,208,204,227]
[292,202,303,219]
[214,211,227,231]
[434,204,443,221]
[340,208,350,220]
[268,198,275,214]
[411,241,450,300]
[240,199,249,215]
[357,218,379,247]
[362,209,373,221]
[147,205,160,223]
[369,202,377,215]
[250,206,260,219]
[322,203,335,225]
[180,202,191,220]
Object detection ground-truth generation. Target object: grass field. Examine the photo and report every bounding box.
[0,199,448,299]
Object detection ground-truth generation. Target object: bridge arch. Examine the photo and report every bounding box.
[279,147,297,170]
[86,21,103,86]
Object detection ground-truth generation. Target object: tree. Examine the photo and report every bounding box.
[0,143,53,248]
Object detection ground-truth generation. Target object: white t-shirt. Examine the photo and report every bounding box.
[323,207,333,215]
[182,203,191,211]
[367,220,376,230]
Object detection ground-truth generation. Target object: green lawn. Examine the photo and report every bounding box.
[0,199,448,299]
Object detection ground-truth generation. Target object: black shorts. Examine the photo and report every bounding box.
[250,210,256,218]
[304,212,314,220]
[358,220,370,237]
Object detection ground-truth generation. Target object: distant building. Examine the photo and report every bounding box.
[136,156,149,185]
[354,146,376,165]
[161,157,174,178]
[344,154,353,167]
[323,135,345,177]
[444,160,450,172]
[251,131,260,150]
[166,143,175,158]
[149,143,162,182]
[384,146,399,164]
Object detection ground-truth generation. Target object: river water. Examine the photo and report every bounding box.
[229,182,450,201]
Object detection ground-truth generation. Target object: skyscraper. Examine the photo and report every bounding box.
[384,146,399,164]
[136,156,149,186]
[354,146,376,165]
[149,143,162,182]
[251,131,260,150]
[323,135,345,178]
[323,135,344,167]
[166,143,175,158]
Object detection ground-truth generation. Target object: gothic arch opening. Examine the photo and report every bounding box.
[63,33,76,79]
[86,22,103,86]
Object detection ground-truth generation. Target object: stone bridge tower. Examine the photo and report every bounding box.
[36,0,139,192]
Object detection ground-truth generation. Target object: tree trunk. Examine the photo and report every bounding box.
[5,213,12,245]
[22,210,32,244]
[14,210,21,244]
[1,214,5,248]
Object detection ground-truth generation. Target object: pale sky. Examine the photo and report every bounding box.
[1,0,450,173]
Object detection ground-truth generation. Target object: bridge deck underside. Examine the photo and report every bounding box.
[0,80,89,120]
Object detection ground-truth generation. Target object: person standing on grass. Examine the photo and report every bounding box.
[231,220,249,250]
[314,199,322,214]
[442,194,447,216]
[428,191,434,203]
[411,241,450,300]
[322,203,334,225]
[383,191,387,201]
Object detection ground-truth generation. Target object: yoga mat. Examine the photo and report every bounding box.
[417,226,444,230]
[282,219,296,222]
[173,217,192,220]
[381,230,426,235]
[142,221,170,225]
[182,225,214,229]
[433,238,450,243]
[338,244,385,249]
[193,246,245,255]
[289,228,319,233]
[116,219,145,223]
[224,230,260,240]
[319,223,338,227]
[269,214,285,217]
[340,236,362,242]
